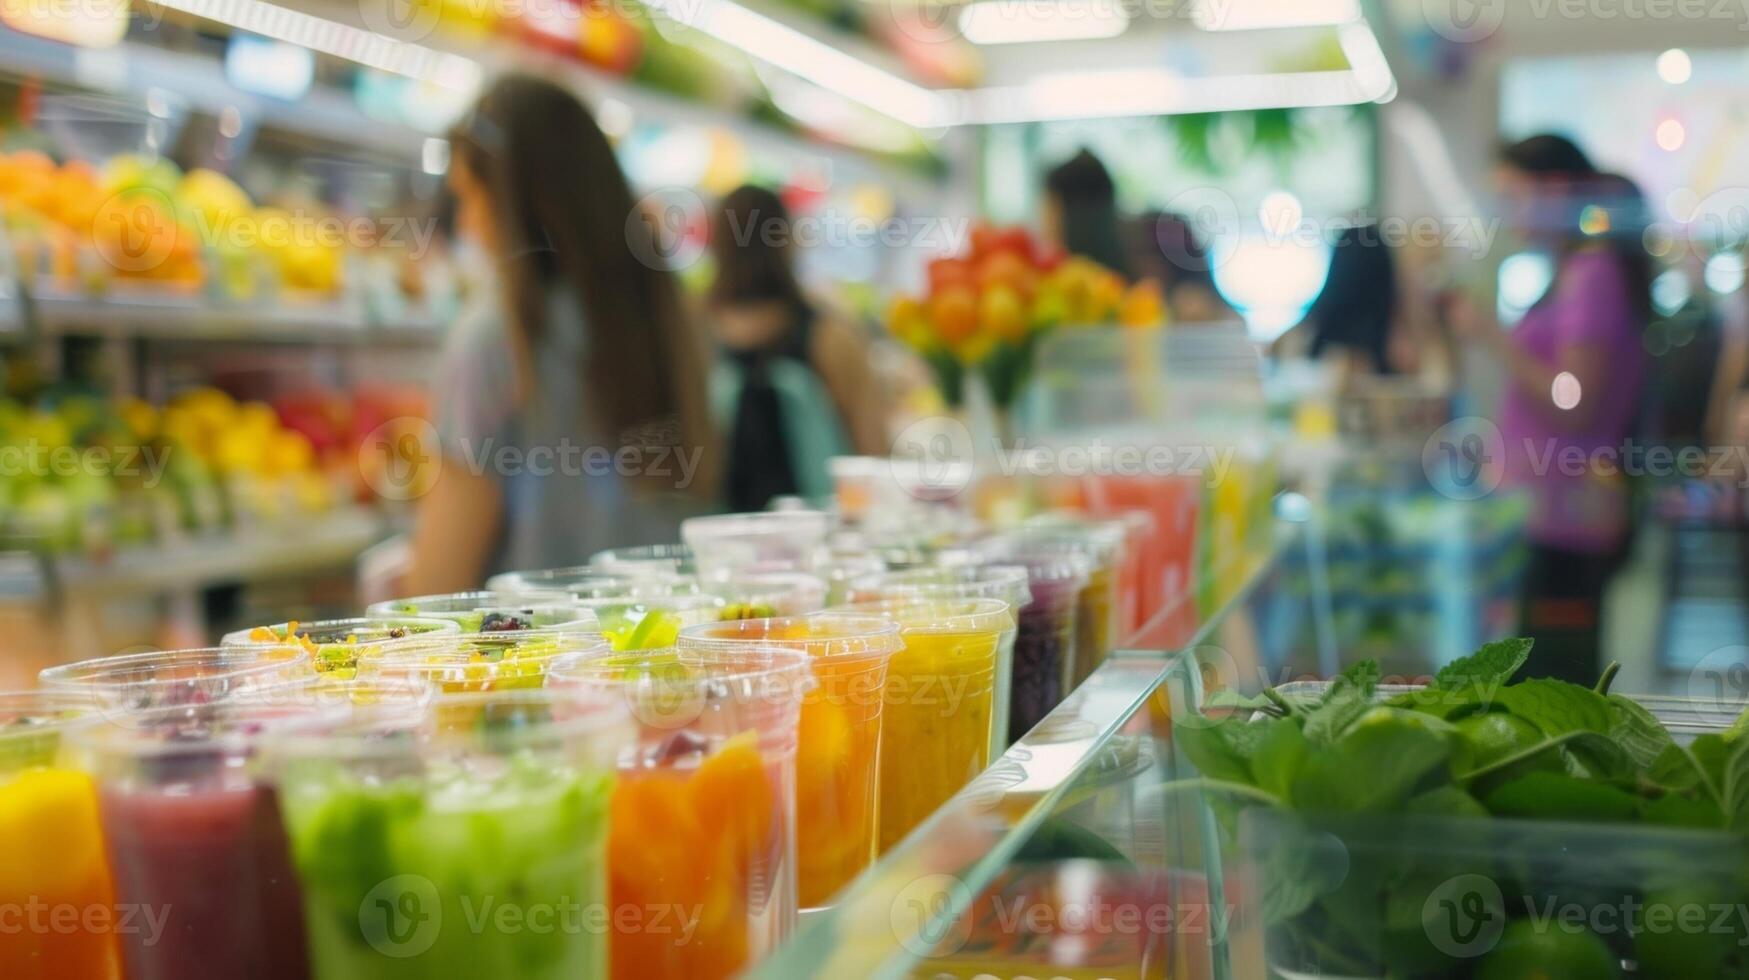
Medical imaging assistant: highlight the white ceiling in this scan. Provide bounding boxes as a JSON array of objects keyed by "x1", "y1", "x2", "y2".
[{"x1": 1386, "y1": 0, "x2": 1749, "y2": 56}]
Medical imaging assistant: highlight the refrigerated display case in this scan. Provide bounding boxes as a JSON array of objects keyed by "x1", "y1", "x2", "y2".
[{"x1": 757, "y1": 507, "x2": 1722, "y2": 980}]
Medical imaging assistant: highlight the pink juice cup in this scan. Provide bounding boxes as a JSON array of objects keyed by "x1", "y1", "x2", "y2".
[{"x1": 67, "y1": 694, "x2": 357, "y2": 980}]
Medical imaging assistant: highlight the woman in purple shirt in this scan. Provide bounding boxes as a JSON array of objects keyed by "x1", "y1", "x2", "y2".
[{"x1": 1465, "y1": 135, "x2": 1653, "y2": 684}]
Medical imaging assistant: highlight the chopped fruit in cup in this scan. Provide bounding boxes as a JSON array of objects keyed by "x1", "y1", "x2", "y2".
[
  {"x1": 363, "y1": 630, "x2": 604, "y2": 696},
  {"x1": 677, "y1": 615, "x2": 901, "y2": 908},
  {"x1": 224, "y1": 618, "x2": 459, "y2": 680},
  {"x1": 584, "y1": 595, "x2": 725, "y2": 651},
  {"x1": 365, "y1": 591, "x2": 597, "y2": 635},
  {"x1": 548, "y1": 648, "x2": 809, "y2": 980}
]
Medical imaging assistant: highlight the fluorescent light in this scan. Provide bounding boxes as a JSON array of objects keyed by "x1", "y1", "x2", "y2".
[
  {"x1": 958, "y1": 0, "x2": 1130, "y2": 45},
  {"x1": 648, "y1": 0, "x2": 950, "y2": 129},
  {"x1": 1337, "y1": 20, "x2": 1394, "y2": 102},
  {"x1": 225, "y1": 35, "x2": 315, "y2": 101},
  {"x1": 1657, "y1": 48, "x2": 1692, "y2": 85},
  {"x1": 1193, "y1": 0, "x2": 1360, "y2": 31},
  {"x1": 149, "y1": 0, "x2": 482, "y2": 91},
  {"x1": 963, "y1": 68, "x2": 1380, "y2": 123}
]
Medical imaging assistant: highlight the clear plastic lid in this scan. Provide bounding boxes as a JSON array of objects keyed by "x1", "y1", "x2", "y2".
[
  {"x1": 264, "y1": 686, "x2": 629, "y2": 762},
  {"x1": 844, "y1": 564, "x2": 1032, "y2": 610},
  {"x1": 219, "y1": 617, "x2": 461, "y2": 678},
  {"x1": 361, "y1": 629, "x2": 612, "y2": 693},
  {"x1": 820, "y1": 597, "x2": 1016, "y2": 636},
  {"x1": 365, "y1": 591, "x2": 596, "y2": 633},
  {"x1": 0, "y1": 690, "x2": 97, "y2": 772},
  {"x1": 39, "y1": 646, "x2": 316, "y2": 711},
  {"x1": 710, "y1": 571, "x2": 829, "y2": 618},
  {"x1": 589, "y1": 543, "x2": 696, "y2": 578},
  {"x1": 485, "y1": 566, "x2": 636, "y2": 599},
  {"x1": 678, "y1": 614, "x2": 904, "y2": 663},
  {"x1": 548, "y1": 645, "x2": 814, "y2": 747},
  {"x1": 682, "y1": 510, "x2": 831, "y2": 578}
]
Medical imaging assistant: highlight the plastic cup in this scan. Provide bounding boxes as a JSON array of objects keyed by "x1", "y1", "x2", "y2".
[
  {"x1": 577, "y1": 593, "x2": 727, "y2": 651},
  {"x1": 268, "y1": 687, "x2": 629, "y2": 980},
  {"x1": 710, "y1": 571, "x2": 829, "y2": 620},
  {"x1": 548, "y1": 646, "x2": 812, "y2": 979},
  {"x1": 485, "y1": 566, "x2": 636, "y2": 600},
  {"x1": 589, "y1": 543, "x2": 696, "y2": 579},
  {"x1": 818, "y1": 553, "x2": 885, "y2": 606},
  {"x1": 360, "y1": 629, "x2": 612, "y2": 697},
  {"x1": 819, "y1": 598, "x2": 1014, "y2": 853},
  {"x1": 1004, "y1": 555, "x2": 1090, "y2": 742},
  {"x1": 682, "y1": 510, "x2": 830, "y2": 581},
  {"x1": 677, "y1": 615, "x2": 902, "y2": 908},
  {"x1": 0, "y1": 691, "x2": 120, "y2": 980},
  {"x1": 220, "y1": 617, "x2": 460, "y2": 679},
  {"x1": 40, "y1": 647, "x2": 316, "y2": 712},
  {"x1": 844, "y1": 565, "x2": 1030, "y2": 756},
  {"x1": 995, "y1": 517, "x2": 1128, "y2": 685},
  {"x1": 366, "y1": 590, "x2": 599, "y2": 635},
  {"x1": 69, "y1": 695, "x2": 363, "y2": 980}
]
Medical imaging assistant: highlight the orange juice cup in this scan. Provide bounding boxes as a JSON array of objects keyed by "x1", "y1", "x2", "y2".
[
  {"x1": 677, "y1": 614, "x2": 903, "y2": 908},
  {"x1": 819, "y1": 598, "x2": 1014, "y2": 853},
  {"x1": 549, "y1": 646, "x2": 811, "y2": 980},
  {"x1": 0, "y1": 692, "x2": 120, "y2": 980}
]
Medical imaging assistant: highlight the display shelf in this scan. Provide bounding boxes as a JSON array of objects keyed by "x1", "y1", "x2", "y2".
[
  {"x1": 49, "y1": 505, "x2": 386, "y2": 598},
  {"x1": 16, "y1": 291, "x2": 445, "y2": 347},
  {"x1": 754, "y1": 524, "x2": 1290, "y2": 979}
]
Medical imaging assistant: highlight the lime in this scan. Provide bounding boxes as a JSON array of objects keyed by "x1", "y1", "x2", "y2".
[
  {"x1": 1476, "y1": 919, "x2": 1621, "y2": 980},
  {"x1": 1456, "y1": 712, "x2": 1543, "y2": 768},
  {"x1": 1635, "y1": 886, "x2": 1747, "y2": 979}
]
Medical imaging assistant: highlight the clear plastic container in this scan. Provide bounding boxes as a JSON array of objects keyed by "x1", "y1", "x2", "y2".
[
  {"x1": 589, "y1": 543, "x2": 696, "y2": 578},
  {"x1": 365, "y1": 590, "x2": 600, "y2": 635},
  {"x1": 0, "y1": 691, "x2": 119, "y2": 980},
  {"x1": 682, "y1": 510, "x2": 831, "y2": 581},
  {"x1": 1002, "y1": 554, "x2": 1091, "y2": 743},
  {"x1": 360, "y1": 629, "x2": 611, "y2": 696},
  {"x1": 70, "y1": 695, "x2": 369, "y2": 980},
  {"x1": 576, "y1": 592, "x2": 727, "y2": 651},
  {"x1": 677, "y1": 614, "x2": 904, "y2": 909},
  {"x1": 485, "y1": 566, "x2": 636, "y2": 600},
  {"x1": 844, "y1": 565, "x2": 1030, "y2": 757},
  {"x1": 710, "y1": 571, "x2": 830, "y2": 619},
  {"x1": 548, "y1": 646, "x2": 812, "y2": 979},
  {"x1": 220, "y1": 617, "x2": 461, "y2": 679},
  {"x1": 818, "y1": 598, "x2": 1015, "y2": 853},
  {"x1": 268, "y1": 687, "x2": 630, "y2": 980},
  {"x1": 1006, "y1": 515, "x2": 1133, "y2": 683},
  {"x1": 39, "y1": 646, "x2": 316, "y2": 713}
]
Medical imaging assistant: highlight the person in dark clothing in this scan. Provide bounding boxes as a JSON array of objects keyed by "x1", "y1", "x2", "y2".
[
  {"x1": 1129, "y1": 210, "x2": 1239, "y2": 324},
  {"x1": 1042, "y1": 150, "x2": 1131, "y2": 276},
  {"x1": 707, "y1": 185, "x2": 886, "y2": 512},
  {"x1": 1302, "y1": 223, "x2": 1400, "y2": 375}
]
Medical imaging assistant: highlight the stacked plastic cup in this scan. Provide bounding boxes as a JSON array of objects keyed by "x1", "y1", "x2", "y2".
[
  {"x1": 219, "y1": 617, "x2": 460, "y2": 679},
  {"x1": 65, "y1": 685, "x2": 360, "y2": 980},
  {"x1": 844, "y1": 565, "x2": 1030, "y2": 757},
  {"x1": 682, "y1": 510, "x2": 830, "y2": 581},
  {"x1": 1003, "y1": 554, "x2": 1091, "y2": 742},
  {"x1": 366, "y1": 590, "x2": 599, "y2": 635},
  {"x1": 548, "y1": 646, "x2": 812, "y2": 979},
  {"x1": 0, "y1": 691, "x2": 119, "y2": 979},
  {"x1": 267, "y1": 686, "x2": 630, "y2": 979},
  {"x1": 677, "y1": 614, "x2": 903, "y2": 908},
  {"x1": 818, "y1": 598, "x2": 1015, "y2": 853}
]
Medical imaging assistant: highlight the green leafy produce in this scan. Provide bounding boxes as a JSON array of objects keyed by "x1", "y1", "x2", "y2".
[{"x1": 1173, "y1": 638, "x2": 1749, "y2": 979}]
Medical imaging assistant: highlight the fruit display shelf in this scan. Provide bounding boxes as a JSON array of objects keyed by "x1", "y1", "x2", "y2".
[
  {"x1": 15, "y1": 292, "x2": 444, "y2": 348},
  {"x1": 45, "y1": 504, "x2": 385, "y2": 599}
]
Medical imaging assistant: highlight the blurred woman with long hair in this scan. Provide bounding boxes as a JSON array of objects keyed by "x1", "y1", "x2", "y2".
[{"x1": 405, "y1": 74, "x2": 717, "y2": 591}]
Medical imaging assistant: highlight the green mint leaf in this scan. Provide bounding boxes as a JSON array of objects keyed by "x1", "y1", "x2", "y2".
[
  {"x1": 1481, "y1": 771, "x2": 1640, "y2": 823},
  {"x1": 1433, "y1": 638, "x2": 1532, "y2": 695},
  {"x1": 1404, "y1": 785, "x2": 1488, "y2": 819},
  {"x1": 1647, "y1": 738, "x2": 1726, "y2": 811},
  {"x1": 1725, "y1": 737, "x2": 1749, "y2": 832},
  {"x1": 1494, "y1": 679, "x2": 1614, "y2": 737},
  {"x1": 1641, "y1": 792, "x2": 1725, "y2": 830},
  {"x1": 1173, "y1": 715, "x2": 1275, "y2": 785},
  {"x1": 1607, "y1": 694, "x2": 1677, "y2": 769},
  {"x1": 1250, "y1": 718, "x2": 1309, "y2": 800},
  {"x1": 1300, "y1": 660, "x2": 1384, "y2": 744},
  {"x1": 1727, "y1": 704, "x2": 1749, "y2": 745},
  {"x1": 1292, "y1": 712, "x2": 1453, "y2": 813}
]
